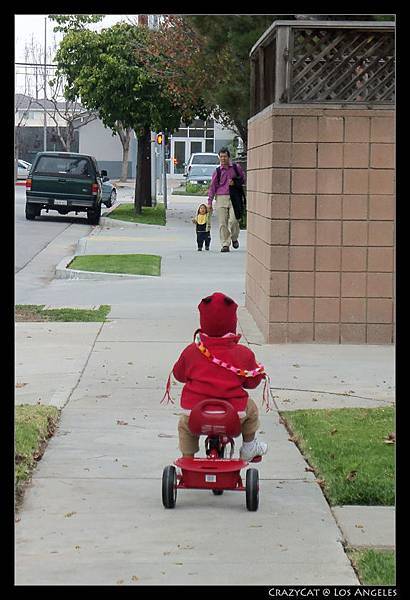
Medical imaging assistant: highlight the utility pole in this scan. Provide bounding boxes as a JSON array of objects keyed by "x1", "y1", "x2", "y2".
[
  {"x1": 162, "y1": 134, "x2": 167, "y2": 209},
  {"x1": 43, "y1": 16, "x2": 47, "y2": 151}
]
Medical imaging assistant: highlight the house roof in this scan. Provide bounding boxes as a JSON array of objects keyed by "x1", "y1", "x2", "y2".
[{"x1": 15, "y1": 93, "x2": 86, "y2": 112}]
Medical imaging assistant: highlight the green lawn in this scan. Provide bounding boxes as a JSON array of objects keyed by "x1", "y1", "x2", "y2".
[
  {"x1": 15, "y1": 304, "x2": 111, "y2": 322},
  {"x1": 15, "y1": 404, "x2": 60, "y2": 507},
  {"x1": 69, "y1": 254, "x2": 161, "y2": 276},
  {"x1": 280, "y1": 407, "x2": 395, "y2": 505},
  {"x1": 347, "y1": 548, "x2": 395, "y2": 585},
  {"x1": 172, "y1": 183, "x2": 209, "y2": 196},
  {"x1": 107, "y1": 203, "x2": 166, "y2": 225}
]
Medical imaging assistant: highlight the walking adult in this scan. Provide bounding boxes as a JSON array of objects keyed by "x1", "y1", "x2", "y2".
[{"x1": 207, "y1": 148, "x2": 245, "y2": 253}]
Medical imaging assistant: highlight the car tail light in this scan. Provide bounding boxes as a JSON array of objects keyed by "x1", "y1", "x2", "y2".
[
  {"x1": 26, "y1": 178, "x2": 32, "y2": 191},
  {"x1": 91, "y1": 183, "x2": 99, "y2": 195}
]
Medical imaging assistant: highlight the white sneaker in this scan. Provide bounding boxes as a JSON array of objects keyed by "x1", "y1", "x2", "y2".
[{"x1": 239, "y1": 439, "x2": 268, "y2": 461}]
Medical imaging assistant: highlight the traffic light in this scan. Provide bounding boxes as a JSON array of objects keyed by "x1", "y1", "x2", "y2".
[{"x1": 156, "y1": 132, "x2": 163, "y2": 145}]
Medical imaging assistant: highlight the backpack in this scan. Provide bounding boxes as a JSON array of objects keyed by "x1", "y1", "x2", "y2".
[
  {"x1": 216, "y1": 163, "x2": 246, "y2": 220},
  {"x1": 216, "y1": 162, "x2": 243, "y2": 188}
]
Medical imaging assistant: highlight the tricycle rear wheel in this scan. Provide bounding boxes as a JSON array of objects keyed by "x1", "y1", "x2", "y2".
[
  {"x1": 246, "y1": 468, "x2": 259, "y2": 511},
  {"x1": 162, "y1": 465, "x2": 177, "y2": 508}
]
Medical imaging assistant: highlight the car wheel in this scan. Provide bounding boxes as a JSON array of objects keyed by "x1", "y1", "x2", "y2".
[
  {"x1": 25, "y1": 203, "x2": 39, "y2": 220},
  {"x1": 87, "y1": 204, "x2": 101, "y2": 225}
]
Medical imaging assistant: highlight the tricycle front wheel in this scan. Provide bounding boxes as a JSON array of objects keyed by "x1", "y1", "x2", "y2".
[
  {"x1": 162, "y1": 465, "x2": 177, "y2": 508},
  {"x1": 246, "y1": 468, "x2": 259, "y2": 511}
]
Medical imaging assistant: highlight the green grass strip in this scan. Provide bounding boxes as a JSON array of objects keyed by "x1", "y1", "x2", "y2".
[
  {"x1": 15, "y1": 404, "x2": 60, "y2": 505},
  {"x1": 347, "y1": 548, "x2": 395, "y2": 585},
  {"x1": 107, "y1": 203, "x2": 166, "y2": 225},
  {"x1": 280, "y1": 407, "x2": 395, "y2": 505},
  {"x1": 69, "y1": 254, "x2": 161, "y2": 276},
  {"x1": 15, "y1": 304, "x2": 111, "y2": 322}
]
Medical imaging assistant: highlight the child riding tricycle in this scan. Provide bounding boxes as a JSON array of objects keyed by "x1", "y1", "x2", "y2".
[{"x1": 161, "y1": 292, "x2": 271, "y2": 511}]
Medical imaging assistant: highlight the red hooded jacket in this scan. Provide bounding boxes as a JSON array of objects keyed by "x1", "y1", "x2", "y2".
[{"x1": 172, "y1": 332, "x2": 264, "y2": 412}]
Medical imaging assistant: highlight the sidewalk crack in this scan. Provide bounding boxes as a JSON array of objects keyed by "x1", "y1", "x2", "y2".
[{"x1": 59, "y1": 322, "x2": 105, "y2": 410}]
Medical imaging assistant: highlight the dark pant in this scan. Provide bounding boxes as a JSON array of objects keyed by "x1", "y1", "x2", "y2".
[{"x1": 197, "y1": 231, "x2": 211, "y2": 249}]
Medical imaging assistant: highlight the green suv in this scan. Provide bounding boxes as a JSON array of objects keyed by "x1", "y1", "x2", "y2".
[{"x1": 25, "y1": 152, "x2": 106, "y2": 225}]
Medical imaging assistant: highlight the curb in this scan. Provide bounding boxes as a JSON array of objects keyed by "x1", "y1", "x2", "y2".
[
  {"x1": 100, "y1": 216, "x2": 138, "y2": 228},
  {"x1": 15, "y1": 181, "x2": 26, "y2": 186},
  {"x1": 55, "y1": 255, "x2": 157, "y2": 281}
]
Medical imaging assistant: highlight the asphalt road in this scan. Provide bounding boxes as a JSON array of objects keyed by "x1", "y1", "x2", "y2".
[{"x1": 15, "y1": 185, "x2": 91, "y2": 274}]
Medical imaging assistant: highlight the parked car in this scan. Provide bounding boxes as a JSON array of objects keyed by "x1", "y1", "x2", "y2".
[
  {"x1": 17, "y1": 159, "x2": 32, "y2": 180},
  {"x1": 186, "y1": 164, "x2": 216, "y2": 186},
  {"x1": 101, "y1": 176, "x2": 117, "y2": 208},
  {"x1": 184, "y1": 152, "x2": 219, "y2": 176},
  {"x1": 25, "y1": 152, "x2": 105, "y2": 225}
]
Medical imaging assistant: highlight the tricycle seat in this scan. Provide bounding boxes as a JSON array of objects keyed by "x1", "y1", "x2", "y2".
[{"x1": 188, "y1": 399, "x2": 242, "y2": 438}]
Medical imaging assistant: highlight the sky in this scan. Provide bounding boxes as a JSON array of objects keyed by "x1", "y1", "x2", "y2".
[{"x1": 14, "y1": 14, "x2": 139, "y2": 95}]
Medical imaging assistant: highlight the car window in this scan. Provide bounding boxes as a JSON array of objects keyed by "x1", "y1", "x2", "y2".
[
  {"x1": 33, "y1": 156, "x2": 94, "y2": 178},
  {"x1": 189, "y1": 166, "x2": 215, "y2": 176},
  {"x1": 191, "y1": 155, "x2": 219, "y2": 165}
]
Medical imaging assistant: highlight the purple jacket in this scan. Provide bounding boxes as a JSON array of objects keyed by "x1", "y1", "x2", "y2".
[{"x1": 207, "y1": 162, "x2": 245, "y2": 206}]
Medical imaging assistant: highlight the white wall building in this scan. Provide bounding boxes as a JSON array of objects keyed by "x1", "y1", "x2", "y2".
[
  {"x1": 167, "y1": 117, "x2": 239, "y2": 178},
  {"x1": 77, "y1": 118, "x2": 136, "y2": 179}
]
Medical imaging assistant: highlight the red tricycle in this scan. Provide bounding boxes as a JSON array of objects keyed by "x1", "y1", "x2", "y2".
[{"x1": 161, "y1": 399, "x2": 262, "y2": 511}]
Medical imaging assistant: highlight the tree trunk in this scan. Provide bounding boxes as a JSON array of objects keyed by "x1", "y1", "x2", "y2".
[
  {"x1": 134, "y1": 127, "x2": 152, "y2": 214},
  {"x1": 117, "y1": 124, "x2": 132, "y2": 183},
  {"x1": 120, "y1": 136, "x2": 130, "y2": 183},
  {"x1": 234, "y1": 120, "x2": 248, "y2": 153},
  {"x1": 66, "y1": 123, "x2": 74, "y2": 152},
  {"x1": 56, "y1": 123, "x2": 68, "y2": 151}
]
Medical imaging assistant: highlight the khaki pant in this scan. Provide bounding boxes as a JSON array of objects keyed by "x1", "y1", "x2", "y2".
[
  {"x1": 215, "y1": 194, "x2": 240, "y2": 248},
  {"x1": 178, "y1": 397, "x2": 260, "y2": 456}
]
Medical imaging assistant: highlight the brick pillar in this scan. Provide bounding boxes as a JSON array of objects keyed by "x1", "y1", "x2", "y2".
[{"x1": 246, "y1": 106, "x2": 395, "y2": 344}]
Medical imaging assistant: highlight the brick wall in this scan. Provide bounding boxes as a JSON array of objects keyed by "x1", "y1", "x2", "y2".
[{"x1": 246, "y1": 106, "x2": 395, "y2": 344}]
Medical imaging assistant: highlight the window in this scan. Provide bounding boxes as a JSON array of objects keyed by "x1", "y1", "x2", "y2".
[
  {"x1": 173, "y1": 128, "x2": 188, "y2": 138},
  {"x1": 205, "y1": 139, "x2": 214, "y2": 152},
  {"x1": 188, "y1": 129, "x2": 204, "y2": 138},
  {"x1": 192, "y1": 154, "x2": 219, "y2": 165},
  {"x1": 34, "y1": 155, "x2": 93, "y2": 178}
]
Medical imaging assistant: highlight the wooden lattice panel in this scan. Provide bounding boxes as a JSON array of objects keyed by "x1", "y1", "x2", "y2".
[{"x1": 288, "y1": 28, "x2": 395, "y2": 103}]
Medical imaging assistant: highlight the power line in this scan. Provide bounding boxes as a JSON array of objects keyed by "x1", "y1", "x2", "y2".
[{"x1": 15, "y1": 62, "x2": 57, "y2": 67}]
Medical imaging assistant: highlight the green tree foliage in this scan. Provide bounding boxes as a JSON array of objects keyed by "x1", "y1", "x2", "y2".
[
  {"x1": 54, "y1": 22, "x2": 206, "y2": 211},
  {"x1": 185, "y1": 15, "x2": 294, "y2": 149},
  {"x1": 185, "y1": 14, "x2": 394, "y2": 148},
  {"x1": 49, "y1": 14, "x2": 105, "y2": 33}
]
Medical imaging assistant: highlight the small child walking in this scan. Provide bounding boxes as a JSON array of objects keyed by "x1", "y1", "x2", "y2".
[{"x1": 192, "y1": 204, "x2": 211, "y2": 251}]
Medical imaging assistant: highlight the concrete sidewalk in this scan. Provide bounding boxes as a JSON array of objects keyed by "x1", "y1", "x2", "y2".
[{"x1": 15, "y1": 195, "x2": 395, "y2": 585}]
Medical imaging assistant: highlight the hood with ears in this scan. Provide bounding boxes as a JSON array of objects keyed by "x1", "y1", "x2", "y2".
[{"x1": 198, "y1": 292, "x2": 238, "y2": 337}]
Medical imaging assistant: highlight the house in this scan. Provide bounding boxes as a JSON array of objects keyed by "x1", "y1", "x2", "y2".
[
  {"x1": 15, "y1": 93, "x2": 240, "y2": 181},
  {"x1": 167, "y1": 117, "x2": 240, "y2": 178},
  {"x1": 15, "y1": 94, "x2": 81, "y2": 163},
  {"x1": 75, "y1": 117, "x2": 136, "y2": 179}
]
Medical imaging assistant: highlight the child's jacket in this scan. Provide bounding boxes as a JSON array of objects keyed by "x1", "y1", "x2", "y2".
[
  {"x1": 193, "y1": 212, "x2": 211, "y2": 232},
  {"x1": 172, "y1": 332, "x2": 264, "y2": 412}
]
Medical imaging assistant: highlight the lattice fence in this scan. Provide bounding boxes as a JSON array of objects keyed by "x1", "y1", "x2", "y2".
[{"x1": 288, "y1": 28, "x2": 395, "y2": 103}]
